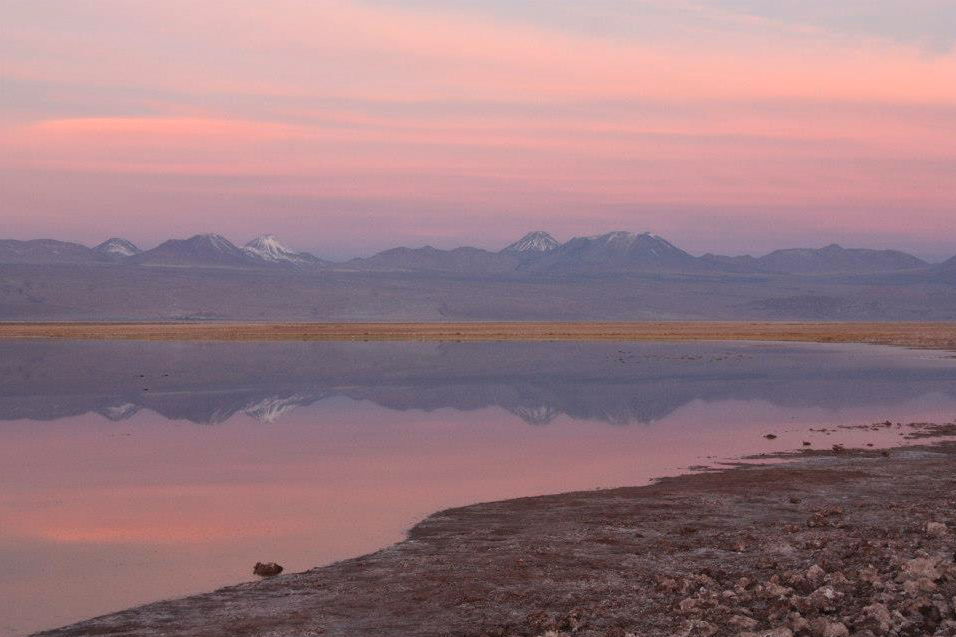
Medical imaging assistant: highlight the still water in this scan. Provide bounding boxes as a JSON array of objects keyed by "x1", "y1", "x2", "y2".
[{"x1": 2, "y1": 340, "x2": 956, "y2": 636}]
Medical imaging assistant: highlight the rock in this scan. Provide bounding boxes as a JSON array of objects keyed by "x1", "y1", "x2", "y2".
[
  {"x1": 558, "y1": 608, "x2": 586, "y2": 632},
  {"x1": 822, "y1": 622, "x2": 849, "y2": 637},
  {"x1": 527, "y1": 610, "x2": 557, "y2": 632},
  {"x1": 809, "y1": 619, "x2": 849, "y2": 637},
  {"x1": 857, "y1": 565, "x2": 880, "y2": 585},
  {"x1": 729, "y1": 615, "x2": 759, "y2": 630},
  {"x1": 253, "y1": 561, "x2": 283, "y2": 577},
  {"x1": 802, "y1": 441, "x2": 812, "y2": 446},
  {"x1": 765, "y1": 434, "x2": 778, "y2": 440},
  {"x1": 803, "y1": 586, "x2": 841, "y2": 612},
  {"x1": 678, "y1": 597, "x2": 698, "y2": 613},
  {"x1": 766, "y1": 582, "x2": 794, "y2": 597},
  {"x1": 859, "y1": 602, "x2": 892, "y2": 634},
  {"x1": 806, "y1": 564, "x2": 826, "y2": 582},
  {"x1": 788, "y1": 613, "x2": 810, "y2": 634},
  {"x1": 832, "y1": 444, "x2": 847, "y2": 454},
  {"x1": 738, "y1": 629, "x2": 792, "y2": 637},
  {"x1": 936, "y1": 620, "x2": 956, "y2": 637},
  {"x1": 899, "y1": 557, "x2": 941, "y2": 581},
  {"x1": 677, "y1": 619, "x2": 717, "y2": 636},
  {"x1": 827, "y1": 571, "x2": 850, "y2": 589},
  {"x1": 926, "y1": 522, "x2": 948, "y2": 537},
  {"x1": 902, "y1": 577, "x2": 937, "y2": 595},
  {"x1": 807, "y1": 513, "x2": 828, "y2": 528},
  {"x1": 657, "y1": 576, "x2": 681, "y2": 592}
]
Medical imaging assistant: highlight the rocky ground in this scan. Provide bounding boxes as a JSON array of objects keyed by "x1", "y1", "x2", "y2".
[{"x1": 34, "y1": 427, "x2": 956, "y2": 637}]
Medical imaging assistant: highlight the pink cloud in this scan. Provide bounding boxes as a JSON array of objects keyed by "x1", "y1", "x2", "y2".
[{"x1": 2, "y1": 1, "x2": 955, "y2": 251}]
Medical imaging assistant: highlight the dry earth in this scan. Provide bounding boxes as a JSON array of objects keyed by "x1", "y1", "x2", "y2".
[
  {"x1": 4, "y1": 322, "x2": 956, "y2": 350},
  {"x1": 34, "y1": 426, "x2": 956, "y2": 637}
]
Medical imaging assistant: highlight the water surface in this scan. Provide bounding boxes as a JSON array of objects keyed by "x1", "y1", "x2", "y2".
[{"x1": 2, "y1": 340, "x2": 956, "y2": 636}]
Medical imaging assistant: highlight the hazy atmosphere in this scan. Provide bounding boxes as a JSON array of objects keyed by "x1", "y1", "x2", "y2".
[
  {"x1": 3, "y1": 1, "x2": 956, "y2": 260},
  {"x1": 5, "y1": 4, "x2": 956, "y2": 637}
]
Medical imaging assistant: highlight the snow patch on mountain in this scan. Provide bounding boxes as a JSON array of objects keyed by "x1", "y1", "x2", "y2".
[
  {"x1": 98, "y1": 402, "x2": 141, "y2": 421},
  {"x1": 94, "y1": 238, "x2": 141, "y2": 257},
  {"x1": 243, "y1": 394, "x2": 309, "y2": 423},
  {"x1": 502, "y1": 231, "x2": 559, "y2": 253},
  {"x1": 244, "y1": 235, "x2": 316, "y2": 264}
]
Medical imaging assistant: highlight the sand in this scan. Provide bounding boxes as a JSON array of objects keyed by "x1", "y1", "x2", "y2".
[{"x1": 3, "y1": 321, "x2": 956, "y2": 351}]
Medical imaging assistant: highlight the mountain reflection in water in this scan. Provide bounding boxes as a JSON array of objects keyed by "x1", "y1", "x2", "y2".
[{"x1": 3, "y1": 340, "x2": 956, "y2": 426}]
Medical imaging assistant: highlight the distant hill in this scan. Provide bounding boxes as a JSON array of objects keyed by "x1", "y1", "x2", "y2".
[
  {"x1": 2, "y1": 230, "x2": 956, "y2": 321},
  {"x1": 0, "y1": 239, "x2": 95, "y2": 264},
  {"x1": 527, "y1": 231, "x2": 706, "y2": 274},
  {"x1": 132, "y1": 234, "x2": 265, "y2": 268},
  {"x1": 93, "y1": 238, "x2": 142, "y2": 261},
  {"x1": 501, "y1": 231, "x2": 559, "y2": 255},
  {"x1": 348, "y1": 246, "x2": 518, "y2": 274},
  {"x1": 0, "y1": 231, "x2": 944, "y2": 276},
  {"x1": 243, "y1": 235, "x2": 326, "y2": 267},
  {"x1": 750, "y1": 244, "x2": 927, "y2": 274}
]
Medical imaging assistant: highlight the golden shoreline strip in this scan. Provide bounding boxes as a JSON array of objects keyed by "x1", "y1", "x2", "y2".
[{"x1": 1, "y1": 321, "x2": 956, "y2": 350}]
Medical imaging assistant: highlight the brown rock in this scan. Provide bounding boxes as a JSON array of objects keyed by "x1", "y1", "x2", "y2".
[
  {"x1": 678, "y1": 597, "x2": 698, "y2": 613},
  {"x1": 902, "y1": 576, "x2": 937, "y2": 595},
  {"x1": 766, "y1": 582, "x2": 794, "y2": 597},
  {"x1": 806, "y1": 564, "x2": 825, "y2": 582},
  {"x1": 859, "y1": 602, "x2": 892, "y2": 635},
  {"x1": 822, "y1": 622, "x2": 849, "y2": 637},
  {"x1": 252, "y1": 562, "x2": 283, "y2": 577},
  {"x1": 526, "y1": 610, "x2": 556, "y2": 632},
  {"x1": 728, "y1": 615, "x2": 759, "y2": 630},
  {"x1": 738, "y1": 629, "x2": 792, "y2": 637},
  {"x1": 807, "y1": 513, "x2": 828, "y2": 528},
  {"x1": 805, "y1": 586, "x2": 842, "y2": 611},
  {"x1": 809, "y1": 619, "x2": 849, "y2": 637},
  {"x1": 678, "y1": 619, "x2": 717, "y2": 636},
  {"x1": 899, "y1": 556, "x2": 941, "y2": 581},
  {"x1": 926, "y1": 521, "x2": 948, "y2": 537},
  {"x1": 558, "y1": 608, "x2": 586, "y2": 632}
]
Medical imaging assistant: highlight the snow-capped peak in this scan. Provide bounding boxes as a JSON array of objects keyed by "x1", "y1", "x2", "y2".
[
  {"x1": 93, "y1": 237, "x2": 141, "y2": 256},
  {"x1": 195, "y1": 233, "x2": 234, "y2": 250},
  {"x1": 502, "y1": 231, "x2": 559, "y2": 253},
  {"x1": 590, "y1": 230, "x2": 637, "y2": 244},
  {"x1": 242, "y1": 394, "x2": 308, "y2": 423},
  {"x1": 243, "y1": 234, "x2": 314, "y2": 264}
]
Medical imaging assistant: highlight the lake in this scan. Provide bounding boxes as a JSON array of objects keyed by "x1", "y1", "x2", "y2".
[{"x1": 2, "y1": 340, "x2": 956, "y2": 636}]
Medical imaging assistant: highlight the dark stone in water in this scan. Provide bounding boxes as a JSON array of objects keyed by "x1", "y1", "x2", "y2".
[{"x1": 254, "y1": 562, "x2": 283, "y2": 577}]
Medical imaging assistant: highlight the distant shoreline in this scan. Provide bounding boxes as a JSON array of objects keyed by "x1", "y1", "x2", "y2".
[{"x1": 2, "y1": 321, "x2": 956, "y2": 350}]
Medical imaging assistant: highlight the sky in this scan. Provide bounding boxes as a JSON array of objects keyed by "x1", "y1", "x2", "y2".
[{"x1": 1, "y1": 1, "x2": 955, "y2": 260}]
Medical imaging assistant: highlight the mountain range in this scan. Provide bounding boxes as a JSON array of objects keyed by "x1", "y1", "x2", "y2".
[
  {"x1": 2, "y1": 230, "x2": 956, "y2": 321},
  {"x1": 0, "y1": 230, "x2": 944, "y2": 275}
]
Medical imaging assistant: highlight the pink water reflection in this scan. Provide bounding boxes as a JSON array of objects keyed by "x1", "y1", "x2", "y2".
[{"x1": 3, "y1": 390, "x2": 956, "y2": 636}]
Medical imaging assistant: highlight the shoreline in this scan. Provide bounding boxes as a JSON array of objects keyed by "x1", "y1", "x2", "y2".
[
  {"x1": 3, "y1": 321, "x2": 956, "y2": 351},
  {"x1": 33, "y1": 428, "x2": 956, "y2": 637}
]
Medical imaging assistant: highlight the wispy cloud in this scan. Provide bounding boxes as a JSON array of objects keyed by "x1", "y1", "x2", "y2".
[{"x1": 1, "y1": 0, "x2": 954, "y2": 256}]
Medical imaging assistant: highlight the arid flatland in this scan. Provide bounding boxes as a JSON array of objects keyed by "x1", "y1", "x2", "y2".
[{"x1": 3, "y1": 321, "x2": 956, "y2": 350}]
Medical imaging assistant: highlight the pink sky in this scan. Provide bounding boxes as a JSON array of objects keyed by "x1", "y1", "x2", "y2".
[{"x1": 1, "y1": 1, "x2": 955, "y2": 259}]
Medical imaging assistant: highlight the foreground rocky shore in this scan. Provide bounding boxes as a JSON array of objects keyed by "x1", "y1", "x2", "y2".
[{"x1": 36, "y1": 431, "x2": 956, "y2": 637}]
